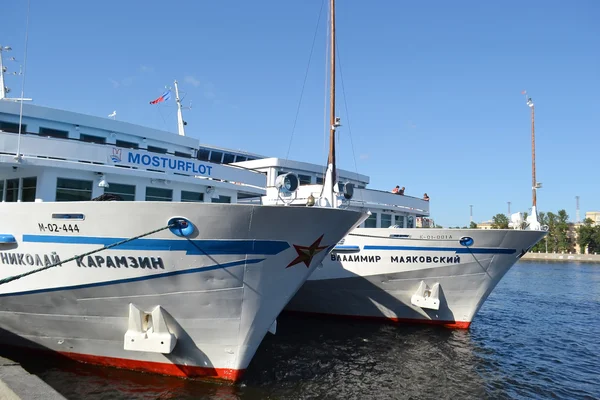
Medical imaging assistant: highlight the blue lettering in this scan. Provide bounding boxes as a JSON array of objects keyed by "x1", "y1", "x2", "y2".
[
  {"x1": 141, "y1": 155, "x2": 151, "y2": 165},
  {"x1": 169, "y1": 159, "x2": 177, "y2": 169},
  {"x1": 177, "y1": 160, "x2": 185, "y2": 171},
  {"x1": 128, "y1": 152, "x2": 140, "y2": 164},
  {"x1": 206, "y1": 165, "x2": 212, "y2": 176},
  {"x1": 198, "y1": 164, "x2": 206, "y2": 175},
  {"x1": 151, "y1": 156, "x2": 160, "y2": 167},
  {"x1": 185, "y1": 161, "x2": 193, "y2": 172}
]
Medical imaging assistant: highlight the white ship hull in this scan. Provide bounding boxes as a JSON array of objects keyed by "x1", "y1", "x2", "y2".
[
  {"x1": 0, "y1": 201, "x2": 364, "y2": 382},
  {"x1": 285, "y1": 228, "x2": 546, "y2": 328}
]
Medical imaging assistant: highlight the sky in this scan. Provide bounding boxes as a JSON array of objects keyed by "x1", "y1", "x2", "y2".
[{"x1": 3, "y1": 0, "x2": 599, "y2": 227}]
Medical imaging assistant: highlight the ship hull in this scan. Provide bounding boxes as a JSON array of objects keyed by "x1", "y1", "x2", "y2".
[
  {"x1": 285, "y1": 228, "x2": 546, "y2": 328},
  {"x1": 0, "y1": 202, "x2": 364, "y2": 382}
]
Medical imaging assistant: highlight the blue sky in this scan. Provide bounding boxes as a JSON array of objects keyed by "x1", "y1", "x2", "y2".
[{"x1": 3, "y1": 0, "x2": 599, "y2": 227}]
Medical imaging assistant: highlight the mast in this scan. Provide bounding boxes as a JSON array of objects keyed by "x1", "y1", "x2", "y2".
[
  {"x1": 174, "y1": 80, "x2": 186, "y2": 136},
  {"x1": 0, "y1": 45, "x2": 10, "y2": 100},
  {"x1": 328, "y1": 0, "x2": 337, "y2": 184},
  {"x1": 527, "y1": 95, "x2": 536, "y2": 207}
]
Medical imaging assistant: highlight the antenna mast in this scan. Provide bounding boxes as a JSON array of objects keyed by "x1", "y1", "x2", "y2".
[
  {"x1": 0, "y1": 45, "x2": 8, "y2": 100},
  {"x1": 576, "y1": 195, "x2": 580, "y2": 223},
  {"x1": 174, "y1": 80, "x2": 186, "y2": 137},
  {"x1": 0, "y1": 45, "x2": 32, "y2": 102}
]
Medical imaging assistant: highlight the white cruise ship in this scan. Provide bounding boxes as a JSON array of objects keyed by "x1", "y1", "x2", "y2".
[{"x1": 0, "y1": 46, "x2": 367, "y2": 382}]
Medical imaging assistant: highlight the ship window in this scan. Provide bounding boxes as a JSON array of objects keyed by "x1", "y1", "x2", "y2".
[
  {"x1": 116, "y1": 140, "x2": 138, "y2": 149},
  {"x1": 235, "y1": 155, "x2": 247, "y2": 162},
  {"x1": 56, "y1": 178, "x2": 93, "y2": 202},
  {"x1": 0, "y1": 121, "x2": 25, "y2": 134},
  {"x1": 181, "y1": 190, "x2": 204, "y2": 203},
  {"x1": 209, "y1": 151, "x2": 223, "y2": 163},
  {"x1": 147, "y1": 146, "x2": 167, "y2": 154},
  {"x1": 381, "y1": 214, "x2": 392, "y2": 228},
  {"x1": 174, "y1": 151, "x2": 192, "y2": 159},
  {"x1": 394, "y1": 215, "x2": 405, "y2": 228},
  {"x1": 223, "y1": 153, "x2": 235, "y2": 164},
  {"x1": 105, "y1": 183, "x2": 135, "y2": 201},
  {"x1": 407, "y1": 216, "x2": 414, "y2": 228},
  {"x1": 39, "y1": 127, "x2": 68, "y2": 139},
  {"x1": 145, "y1": 187, "x2": 172, "y2": 202},
  {"x1": 0, "y1": 180, "x2": 3, "y2": 201},
  {"x1": 298, "y1": 174, "x2": 312, "y2": 186},
  {"x1": 5, "y1": 179, "x2": 19, "y2": 202},
  {"x1": 212, "y1": 195, "x2": 231, "y2": 204},
  {"x1": 316, "y1": 176, "x2": 324, "y2": 185},
  {"x1": 364, "y1": 213, "x2": 377, "y2": 228},
  {"x1": 197, "y1": 149, "x2": 210, "y2": 161},
  {"x1": 80, "y1": 134, "x2": 106, "y2": 144},
  {"x1": 21, "y1": 177, "x2": 37, "y2": 202}
]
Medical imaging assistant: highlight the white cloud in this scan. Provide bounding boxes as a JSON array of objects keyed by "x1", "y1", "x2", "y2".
[{"x1": 184, "y1": 75, "x2": 201, "y2": 87}]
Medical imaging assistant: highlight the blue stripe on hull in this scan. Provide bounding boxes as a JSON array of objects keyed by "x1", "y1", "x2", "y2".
[
  {"x1": 0, "y1": 258, "x2": 265, "y2": 298},
  {"x1": 363, "y1": 245, "x2": 516, "y2": 254},
  {"x1": 22, "y1": 235, "x2": 290, "y2": 255}
]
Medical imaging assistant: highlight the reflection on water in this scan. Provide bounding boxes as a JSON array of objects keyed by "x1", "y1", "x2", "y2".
[{"x1": 3, "y1": 262, "x2": 600, "y2": 399}]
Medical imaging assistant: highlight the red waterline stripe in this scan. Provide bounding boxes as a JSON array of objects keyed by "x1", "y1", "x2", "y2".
[
  {"x1": 282, "y1": 310, "x2": 472, "y2": 329},
  {"x1": 57, "y1": 350, "x2": 245, "y2": 382}
]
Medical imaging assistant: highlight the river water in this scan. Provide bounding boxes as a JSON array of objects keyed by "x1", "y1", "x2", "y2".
[{"x1": 7, "y1": 261, "x2": 600, "y2": 399}]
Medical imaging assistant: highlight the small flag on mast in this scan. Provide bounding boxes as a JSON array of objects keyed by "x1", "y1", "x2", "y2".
[
  {"x1": 149, "y1": 90, "x2": 172, "y2": 105},
  {"x1": 521, "y1": 90, "x2": 527, "y2": 95}
]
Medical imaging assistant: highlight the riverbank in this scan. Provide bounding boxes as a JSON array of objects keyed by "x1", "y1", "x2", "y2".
[
  {"x1": 0, "y1": 356, "x2": 65, "y2": 399},
  {"x1": 521, "y1": 252, "x2": 600, "y2": 263}
]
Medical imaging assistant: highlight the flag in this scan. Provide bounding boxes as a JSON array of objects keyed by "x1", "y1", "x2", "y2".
[
  {"x1": 521, "y1": 90, "x2": 527, "y2": 95},
  {"x1": 149, "y1": 90, "x2": 172, "y2": 105}
]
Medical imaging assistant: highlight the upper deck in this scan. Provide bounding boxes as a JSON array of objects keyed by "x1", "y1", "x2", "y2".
[
  {"x1": 233, "y1": 157, "x2": 429, "y2": 216},
  {"x1": 0, "y1": 101, "x2": 267, "y2": 203}
]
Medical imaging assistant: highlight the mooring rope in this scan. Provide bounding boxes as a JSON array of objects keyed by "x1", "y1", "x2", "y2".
[{"x1": 0, "y1": 222, "x2": 179, "y2": 286}]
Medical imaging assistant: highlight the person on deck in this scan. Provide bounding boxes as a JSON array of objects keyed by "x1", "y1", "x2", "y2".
[
  {"x1": 423, "y1": 193, "x2": 430, "y2": 201},
  {"x1": 391, "y1": 186, "x2": 400, "y2": 194},
  {"x1": 399, "y1": 187, "x2": 405, "y2": 195}
]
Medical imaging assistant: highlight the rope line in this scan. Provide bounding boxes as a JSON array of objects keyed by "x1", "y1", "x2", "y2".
[
  {"x1": 0, "y1": 222, "x2": 179, "y2": 286},
  {"x1": 285, "y1": 0, "x2": 326, "y2": 160}
]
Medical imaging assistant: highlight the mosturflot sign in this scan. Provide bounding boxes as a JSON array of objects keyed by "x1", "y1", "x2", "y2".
[{"x1": 108, "y1": 147, "x2": 213, "y2": 176}]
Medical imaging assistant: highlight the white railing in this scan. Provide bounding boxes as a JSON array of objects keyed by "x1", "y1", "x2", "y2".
[
  {"x1": 0, "y1": 132, "x2": 267, "y2": 188},
  {"x1": 349, "y1": 188, "x2": 430, "y2": 215}
]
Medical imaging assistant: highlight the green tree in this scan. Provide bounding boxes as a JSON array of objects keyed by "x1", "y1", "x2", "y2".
[
  {"x1": 469, "y1": 221, "x2": 478, "y2": 229},
  {"x1": 556, "y1": 209, "x2": 571, "y2": 252},
  {"x1": 546, "y1": 212, "x2": 558, "y2": 252},
  {"x1": 577, "y1": 218, "x2": 595, "y2": 254},
  {"x1": 491, "y1": 213, "x2": 509, "y2": 229}
]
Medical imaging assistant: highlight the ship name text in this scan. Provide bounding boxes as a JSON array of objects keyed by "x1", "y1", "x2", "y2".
[
  {"x1": 0, "y1": 252, "x2": 61, "y2": 267},
  {"x1": 76, "y1": 255, "x2": 165, "y2": 269}
]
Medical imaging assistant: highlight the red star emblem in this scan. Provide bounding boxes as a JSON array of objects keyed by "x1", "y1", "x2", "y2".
[{"x1": 286, "y1": 234, "x2": 329, "y2": 269}]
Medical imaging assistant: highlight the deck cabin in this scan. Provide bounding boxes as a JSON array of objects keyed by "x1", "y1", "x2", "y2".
[
  {"x1": 232, "y1": 158, "x2": 434, "y2": 229},
  {"x1": 0, "y1": 101, "x2": 266, "y2": 204}
]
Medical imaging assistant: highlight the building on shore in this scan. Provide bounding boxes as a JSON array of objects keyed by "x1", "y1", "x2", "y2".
[{"x1": 585, "y1": 211, "x2": 600, "y2": 226}]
